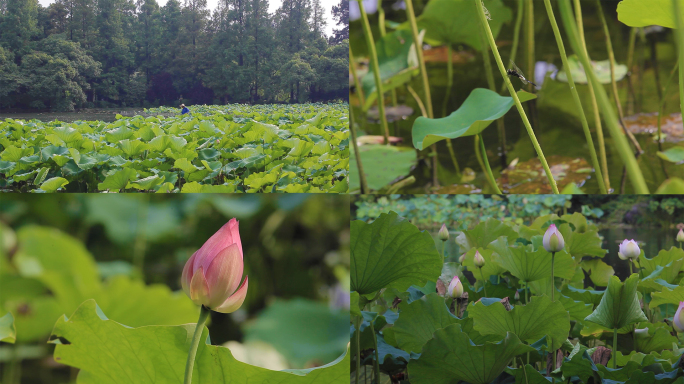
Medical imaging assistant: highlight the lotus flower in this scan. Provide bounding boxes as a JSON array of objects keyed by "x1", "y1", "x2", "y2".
[
  {"x1": 542, "y1": 224, "x2": 564, "y2": 253},
  {"x1": 618, "y1": 239, "x2": 640, "y2": 260},
  {"x1": 678, "y1": 228, "x2": 684, "y2": 243},
  {"x1": 473, "y1": 250, "x2": 485, "y2": 268},
  {"x1": 438, "y1": 224, "x2": 449, "y2": 242},
  {"x1": 674, "y1": 302, "x2": 684, "y2": 333},
  {"x1": 447, "y1": 276, "x2": 463, "y2": 298},
  {"x1": 181, "y1": 218, "x2": 248, "y2": 313}
]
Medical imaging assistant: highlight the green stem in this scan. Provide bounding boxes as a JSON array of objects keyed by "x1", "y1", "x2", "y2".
[
  {"x1": 629, "y1": 259, "x2": 633, "y2": 275},
  {"x1": 349, "y1": 46, "x2": 366, "y2": 108},
  {"x1": 479, "y1": 267, "x2": 488, "y2": 297},
  {"x1": 184, "y1": 306, "x2": 211, "y2": 384},
  {"x1": 349, "y1": 100, "x2": 369, "y2": 193},
  {"x1": 557, "y1": 0, "x2": 649, "y2": 194},
  {"x1": 551, "y1": 252, "x2": 555, "y2": 302},
  {"x1": 405, "y1": 0, "x2": 433, "y2": 119},
  {"x1": 677, "y1": 0, "x2": 684, "y2": 134},
  {"x1": 525, "y1": 0, "x2": 535, "y2": 88},
  {"x1": 478, "y1": 19, "x2": 507, "y2": 166},
  {"x1": 525, "y1": 281, "x2": 529, "y2": 304},
  {"x1": 441, "y1": 241, "x2": 446, "y2": 264},
  {"x1": 500, "y1": 0, "x2": 525, "y2": 95},
  {"x1": 377, "y1": 0, "x2": 399, "y2": 112},
  {"x1": 474, "y1": 135, "x2": 486, "y2": 180},
  {"x1": 627, "y1": 27, "x2": 638, "y2": 115},
  {"x1": 479, "y1": 133, "x2": 502, "y2": 194},
  {"x1": 355, "y1": 316, "x2": 361, "y2": 384},
  {"x1": 542, "y1": 0, "x2": 606, "y2": 194},
  {"x1": 369, "y1": 317, "x2": 381, "y2": 384},
  {"x1": 474, "y1": 0, "x2": 559, "y2": 194},
  {"x1": 658, "y1": 60, "x2": 679, "y2": 152},
  {"x1": 443, "y1": 45, "x2": 454, "y2": 117},
  {"x1": 357, "y1": 0, "x2": 390, "y2": 144},
  {"x1": 613, "y1": 328, "x2": 618, "y2": 369}
]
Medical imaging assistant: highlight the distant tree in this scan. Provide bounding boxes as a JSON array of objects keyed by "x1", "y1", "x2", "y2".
[
  {"x1": 0, "y1": 0, "x2": 40, "y2": 56},
  {"x1": 0, "y1": 46, "x2": 20, "y2": 107},
  {"x1": 329, "y1": 0, "x2": 347, "y2": 45}
]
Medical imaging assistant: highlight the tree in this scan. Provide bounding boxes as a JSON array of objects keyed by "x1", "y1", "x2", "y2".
[
  {"x1": 0, "y1": 0, "x2": 39, "y2": 55},
  {"x1": 329, "y1": 0, "x2": 347, "y2": 45}
]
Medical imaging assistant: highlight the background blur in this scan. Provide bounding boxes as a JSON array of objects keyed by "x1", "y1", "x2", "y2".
[{"x1": 0, "y1": 194, "x2": 349, "y2": 384}]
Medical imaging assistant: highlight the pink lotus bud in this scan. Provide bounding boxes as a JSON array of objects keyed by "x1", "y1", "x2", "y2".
[
  {"x1": 473, "y1": 250, "x2": 485, "y2": 268},
  {"x1": 181, "y1": 218, "x2": 249, "y2": 313},
  {"x1": 678, "y1": 229, "x2": 684, "y2": 243},
  {"x1": 618, "y1": 239, "x2": 640, "y2": 260},
  {"x1": 438, "y1": 224, "x2": 449, "y2": 242},
  {"x1": 543, "y1": 224, "x2": 564, "y2": 253},
  {"x1": 674, "y1": 302, "x2": 684, "y2": 333},
  {"x1": 447, "y1": 276, "x2": 463, "y2": 298}
]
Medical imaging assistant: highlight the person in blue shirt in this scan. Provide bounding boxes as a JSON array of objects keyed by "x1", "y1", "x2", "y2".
[{"x1": 180, "y1": 104, "x2": 189, "y2": 115}]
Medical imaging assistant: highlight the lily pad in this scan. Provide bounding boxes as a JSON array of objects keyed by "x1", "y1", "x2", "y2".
[
  {"x1": 350, "y1": 211, "x2": 442, "y2": 295},
  {"x1": 412, "y1": 88, "x2": 537, "y2": 150},
  {"x1": 617, "y1": 0, "x2": 682, "y2": 28},
  {"x1": 584, "y1": 274, "x2": 648, "y2": 330},
  {"x1": 496, "y1": 155, "x2": 592, "y2": 194},
  {"x1": 556, "y1": 55, "x2": 628, "y2": 84},
  {"x1": 349, "y1": 144, "x2": 416, "y2": 192},
  {"x1": 408, "y1": 324, "x2": 535, "y2": 384},
  {"x1": 624, "y1": 113, "x2": 684, "y2": 143}
]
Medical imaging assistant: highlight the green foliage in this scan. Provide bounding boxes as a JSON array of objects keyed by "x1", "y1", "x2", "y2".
[
  {"x1": 0, "y1": 312, "x2": 16, "y2": 344},
  {"x1": 0, "y1": 104, "x2": 348, "y2": 192},
  {"x1": 349, "y1": 145, "x2": 416, "y2": 192},
  {"x1": 584, "y1": 275, "x2": 648, "y2": 330},
  {"x1": 50, "y1": 300, "x2": 348, "y2": 383}
]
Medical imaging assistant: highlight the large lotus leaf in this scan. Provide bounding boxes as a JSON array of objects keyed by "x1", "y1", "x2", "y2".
[
  {"x1": 392, "y1": 293, "x2": 463, "y2": 353},
  {"x1": 461, "y1": 248, "x2": 507, "y2": 282},
  {"x1": 581, "y1": 259, "x2": 615, "y2": 287},
  {"x1": 243, "y1": 298, "x2": 348, "y2": 367},
  {"x1": 558, "y1": 294, "x2": 594, "y2": 322},
  {"x1": 407, "y1": 324, "x2": 535, "y2": 384},
  {"x1": 97, "y1": 168, "x2": 138, "y2": 191},
  {"x1": 657, "y1": 147, "x2": 684, "y2": 163},
  {"x1": 556, "y1": 55, "x2": 628, "y2": 84},
  {"x1": 488, "y1": 237, "x2": 576, "y2": 283},
  {"x1": 469, "y1": 295, "x2": 570, "y2": 351},
  {"x1": 650, "y1": 285, "x2": 684, "y2": 307},
  {"x1": 639, "y1": 247, "x2": 684, "y2": 284},
  {"x1": 561, "y1": 343, "x2": 598, "y2": 383},
  {"x1": 557, "y1": 223, "x2": 606, "y2": 259},
  {"x1": 412, "y1": 88, "x2": 537, "y2": 150},
  {"x1": 504, "y1": 364, "x2": 554, "y2": 384},
  {"x1": 617, "y1": 0, "x2": 682, "y2": 28},
  {"x1": 50, "y1": 300, "x2": 348, "y2": 383},
  {"x1": 410, "y1": 0, "x2": 512, "y2": 51},
  {"x1": 40, "y1": 177, "x2": 69, "y2": 192},
  {"x1": 584, "y1": 274, "x2": 648, "y2": 330},
  {"x1": 361, "y1": 29, "x2": 421, "y2": 110},
  {"x1": 656, "y1": 178, "x2": 684, "y2": 193},
  {"x1": 633, "y1": 323, "x2": 679, "y2": 354},
  {"x1": 0, "y1": 312, "x2": 15, "y2": 344},
  {"x1": 351, "y1": 211, "x2": 442, "y2": 295},
  {"x1": 349, "y1": 144, "x2": 416, "y2": 192},
  {"x1": 458, "y1": 217, "x2": 519, "y2": 251}
]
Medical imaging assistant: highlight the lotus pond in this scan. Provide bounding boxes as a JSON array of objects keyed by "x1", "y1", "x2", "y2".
[
  {"x1": 351, "y1": 197, "x2": 684, "y2": 384},
  {"x1": 349, "y1": 0, "x2": 684, "y2": 194},
  {"x1": 0, "y1": 104, "x2": 349, "y2": 193}
]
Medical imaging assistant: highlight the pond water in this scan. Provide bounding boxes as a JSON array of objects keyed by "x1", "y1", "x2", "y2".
[
  {"x1": 0, "y1": 108, "x2": 163, "y2": 123},
  {"x1": 351, "y1": 0, "x2": 682, "y2": 194}
]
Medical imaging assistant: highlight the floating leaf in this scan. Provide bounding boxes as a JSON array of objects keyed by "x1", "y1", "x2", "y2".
[
  {"x1": 617, "y1": 0, "x2": 680, "y2": 28},
  {"x1": 556, "y1": 55, "x2": 628, "y2": 84},
  {"x1": 497, "y1": 155, "x2": 592, "y2": 194},
  {"x1": 349, "y1": 145, "x2": 416, "y2": 191}
]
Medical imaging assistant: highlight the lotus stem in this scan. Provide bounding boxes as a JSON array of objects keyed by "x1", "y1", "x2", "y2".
[
  {"x1": 500, "y1": 0, "x2": 524, "y2": 95},
  {"x1": 441, "y1": 241, "x2": 446, "y2": 264},
  {"x1": 479, "y1": 266, "x2": 488, "y2": 297},
  {"x1": 613, "y1": 328, "x2": 618, "y2": 369},
  {"x1": 405, "y1": 0, "x2": 433, "y2": 119},
  {"x1": 479, "y1": 133, "x2": 502, "y2": 194},
  {"x1": 629, "y1": 259, "x2": 633, "y2": 275},
  {"x1": 349, "y1": 101, "x2": 369, "y2": 193},
  {"x1": 674, "y1": 0, "x2": 684, "y2": 143},
  {"x1": 525, "y1": 0, "x2": 535, "y2": 88},
  {"x1": 369, "y1": 316, "x2": 381, "y2": 383},
  {"x1": 184, "y1": 306, "x2": 210, "y2": 384},
  {"x1": 573, "y1": 0, "x2": 610, "y2": 191},
  {"x1": 478, "y1": 20, "x2": 506, "y2": 166},
  {"x1": 557, "y1": 0, "x2": 649, "y2": 194},
  {"x1": 357, "y1": 0, "x2": 390, "y2": 144},
  {"x1": 658, "y1": 60, "x2": 679, "y2": 154},
  {"x1": 551, "y1": 252, "x2": 555, "y2": 302},
  {"x1": 355, "y1": 316, "x2": 361, "y2": 384},
  {"x1": 474, "y1": 0, "x2": 559, "y2": 194},
  {"x1": 542, "y1": 0, "x2": 606, "y2": 194},
  {"x1": 443, "y1": 45, "x2": 454, "y2": 117}
]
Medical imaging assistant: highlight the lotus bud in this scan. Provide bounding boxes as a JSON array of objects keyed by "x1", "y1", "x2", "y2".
[
  {"x1": 473, "y1": 250, "x2": 485, "y2": 268},
  {"x1": 678, "y1": 228, "x2": 684, "y2": 243},
  {"x1": 542, "y1": 224, "x2": 564, "y2": 253},
  {"x1": 447, "y1": 276, "x2": 464, "y2": 298},
  {"x1": 514, "y1": 290, "x2": 520, "y2": 302},
  {"x1": 674, "y1": 302, "x2": 684, "y2": 333},
  {"x1": 618, "y1": 239, "x2": 640, "y2": 260},
  {"x1": 438, "y1": 224, "x2": 449, "y2": 242},
  {"x1": 458, "y1": 254, "x2": 466, "y2": 263},
  {"x1": 618, "y1": 252, "x2": 628, "y2": 261},
  {"x1": 633, "y1": 328, "x2": 649, "y2": 339},
  {"x1": 181, "y1": 218, "x2": 249, "y2": 313}
]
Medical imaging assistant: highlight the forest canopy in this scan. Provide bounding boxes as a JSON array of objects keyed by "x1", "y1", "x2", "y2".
[{"x1": 0, "y1": 0, "x2": 349, "y2": 111}]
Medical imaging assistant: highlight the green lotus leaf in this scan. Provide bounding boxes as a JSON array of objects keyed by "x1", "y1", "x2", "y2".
[
  {"x1": 632, "y1": 322, "x2": 679, "y2": 354},
  {"x1": 557, "y1": 223, "x2": 607, "y2": 259},
  {"x1": 412, "y1": 88, "x2": 537, "y2": 150},
  {"x1": 469, "y1": 295, "x2": 570, "y2": 351},
  {"x1": 127, "y1": 175, "x2": 165, "y2": 191},
  {"x1": 488, "y1": 237, "x2": 576, "y2": 283},
  {"x1": 408, "y1": 324, "x2": 535, "y2": 384},
  {"x1": 556, "y1": 55, "x2": 628, "y2": 84},
  {"x1": 349, "y1": 144, "x2": 416, "y2": 192},
  {"x1": 40, "y1": 177, "x2": 69, "y2": 192},
  {"x1": 0, "y1": 312, "x2": 16, "y2": 344},
  {"x1": 97, "y1": 168, "x2": 137, "y2": 191},
  {"x1": 392, "y1": 293, "x2": 464, "y2": 353},
  {"x1": 656, "y1": 178, "x2": 684, "y2": 193},
  {"x1": 504, "y1": 364, "x2": 554, "y2": 384},
  {"x1": 657, "y1": 147, "x2": 684, "y2": 163},
  {"x1": 639, "y1": 247, "x2": 684, "y2": 284},
  {"x1": 351, "y1": 211, "x2": 442, "y2": 295},
  {"x1": 584, "y1": 274, "x2": 648, "y2": 330},
  {"x1": 50, "y1": 300, "x2": 348, "y2": 383},
  {"x1": 118, "y1": 139, "x2": 147, "y2": 157},
  {"x1": 558, "y1": 294, "x2": 594, "y2": 322},
  {"x1": 581, "y1": 259, "x2": 615, "y2": 287},
  {"x1": 617, "y1": 0, "x2": 681, "y2": 28},
  {"x1": 561, "y1": 343, "x2": 597, "y2": 383},
  {"x1": 458, "y1": 217, "x2": 519, "y2": 251},
  {"x1": 174, "y1": 158, "x2": 198, "y2": 174},
  {"x1": 650, "y1": 285, "x2": 684, "y2": 307},
  {"x1": 461, "y1": 248, "x2": 507, "y2": 282}
]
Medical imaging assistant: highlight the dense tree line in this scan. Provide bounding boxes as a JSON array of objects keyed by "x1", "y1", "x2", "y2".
[{"x1": 0, "y1": 0, "x2": 349, "y2": 111}]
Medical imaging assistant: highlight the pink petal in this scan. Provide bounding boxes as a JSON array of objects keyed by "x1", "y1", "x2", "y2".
[
  {"x1": 193, "y1": 219, "x2": 242, "y2": 271},
  {"x1": 204, "y1": 244, "x2": 244, "y2": 308},
  {"x1": 190, "y1": 266, "x2": 210, "y2": 307},
  {"x1": 181, "y1": 252, "x2": 198, "y2": 298},
  {"x1": 214, "y1": 276, "x2": 248, "y2": 313}
]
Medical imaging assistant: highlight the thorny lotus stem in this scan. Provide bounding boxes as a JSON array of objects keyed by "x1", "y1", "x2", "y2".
[
  {"x1": 557, "y1": 0, "x2": 649, "y2": 194},
  {"x1": 184, "y1": 306, "x2": 210, "y2": 384},
  {"x1": 357, "y1": 0, "x2": 389, "y2": 144},
  {"x1": 474, "y1": 0, "x2": 559, "y2": 194},
  {"x1": 479, "y1": 267, "x2": 488, "y2": 297},
  {"x1": 542, "y1": 0, "x2": 606, "y2": 194},
  {"x1": 573, "y1": 0, "x2": 609, "y2": 191},
  {"x1": 613, "y1": 328, "x2": 618, "y2": 369},
  {"x1": 479, "y1": 133, "x2": 502, "y2": 194}
]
